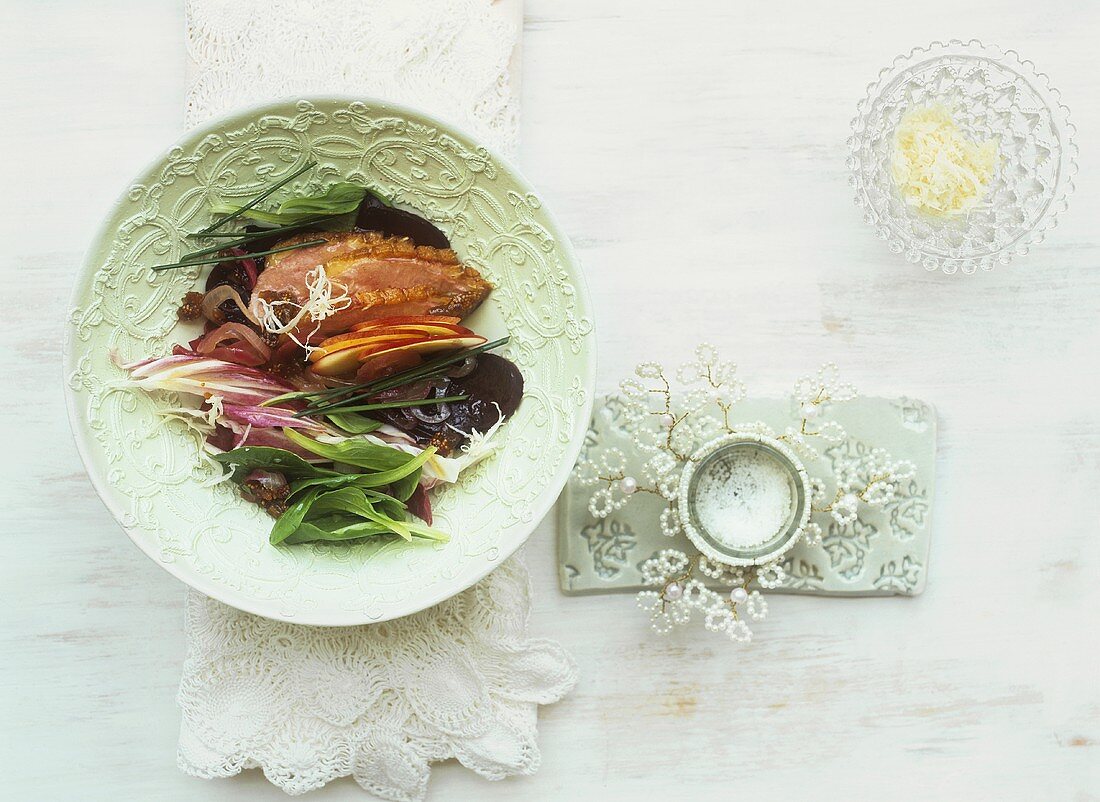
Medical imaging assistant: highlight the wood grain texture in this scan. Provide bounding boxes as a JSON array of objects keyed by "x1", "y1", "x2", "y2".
[{"x1": 2, "y1": 0, "x2": 1098, "y2": 799}]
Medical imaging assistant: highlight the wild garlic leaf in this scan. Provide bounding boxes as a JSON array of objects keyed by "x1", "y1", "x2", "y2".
[
  {"x1": 287, "y1": 473, "x2": 364, "y2": 498},
  {"x1": 299, "y1": 487, "x2": 414, "y2": 541},
  {"x1": 282, "y1": 520, "x2": 390, "y2": 544},
  {"x1": 371, "y1": 495, "x2": 408, "y2": 522},
  {"x1": 348, "y1": 447, "x2": 435, "y2": 490},
  {"x1": 404, "y1": 520, "x2": 450, "y2": 542},
  {"x1": 283, "y1": 428, "x2": 415, "y2": 471},
  {"x1": 389, "y1": 467, "x2": 422, "y2": 502},
  {"x1": 270, "y1": 488, "x2": 322, "y2": 545},
  {"x1": 325, "y1": 412, "x2": 384, "y2": 434},
  {"x1": 307, "y1": 487, "x2": 377, "y2": 520},
  {"x1": 209, "y1": 183, "x2": 380, "y2": 227}
]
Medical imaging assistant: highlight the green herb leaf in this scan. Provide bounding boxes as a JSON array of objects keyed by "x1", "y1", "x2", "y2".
[
  {"x1": 151, "y1": 239, "x2": 327, "y2": 272},
  {"x1": 287, "y1": 473, "x2": 364, "y2": 498},
  {"x1": 281, "y1": 520, "x2": 391, "y2": 545},
  {"x1": 209, "y1": 182, "x2": 375, "y2": 227},
  {"x1": 288, "y1": 475, "x2": 401, "y2": 507},
  {"x1": 300, "y1": 487, "x2": 416, "y2": 542},
  {"x1": 282, "y1": 429, "x2": 418, "y2": 471},
  {"x1": 325, "y1": 412, "x2": 383, "y2": 434},
  {"x1": 197, "y1": 160, "x2": 317, "y2": 235},
  {"x1": 270, "y1": 487, "x2": 322, "y2": 545},
  {"x1": 212, "y1": 446, "x2": 337, "y2": 480},
  {"x1": 389, "y1": 467, "x2": 423, "y2": 502},
  {"x1": 308, "y1": 487, "x2": 377, "y2": 519},
  {"x1": 402, "y1": 519, "x2": 451, "y2": 542},
  {"x1": 187, "y1": 213, "x2": 347, "y2": 240},
  {"x1": 348, "y1": 447, "x2": 435, "y2": 490},
  {"x1": 371, "y1": 494, "x2": 408, "y2": 522},
  {"x1": 308, "y1": 395, "x2": 466, "y2": 417}
]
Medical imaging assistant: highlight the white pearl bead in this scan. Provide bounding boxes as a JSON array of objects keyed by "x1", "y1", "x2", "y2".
[
  {"x1": 663, "y1": 581, "x2": 683, "y2": 601},
  {"x1": 801, "y1": 402, "x2": 820, "y2": 419},
  {"x1": 660, "y1": 413, "x2": 675, "y2": 427},
  {"x1": 618, "y1": 476, "x2": 637, "y2": 495},
  {"x1": 729, "y1": 587, "x2": 749, "y2": 604}
]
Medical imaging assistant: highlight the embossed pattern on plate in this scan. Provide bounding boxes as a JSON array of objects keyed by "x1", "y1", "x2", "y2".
[{"x1": 64, "y1": 98, "x2": 595, "y2": 625}]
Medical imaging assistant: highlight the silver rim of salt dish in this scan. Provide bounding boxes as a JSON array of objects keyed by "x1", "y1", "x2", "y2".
[{"x1": 678, "y1": 433, "x2": 811, "y2": 568}]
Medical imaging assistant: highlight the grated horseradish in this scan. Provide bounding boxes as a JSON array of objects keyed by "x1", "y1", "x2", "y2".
[
  {"x1": 693, "y1": 447, "x2": 796, "y2": 550},
  {"x1": 890, "y1": 104, "x2": 1000, "y2": 217}
]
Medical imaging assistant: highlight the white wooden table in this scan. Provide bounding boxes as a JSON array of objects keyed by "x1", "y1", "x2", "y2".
[{"x1": 3, "y1": 1, "x2": 1098, "y2": 798}]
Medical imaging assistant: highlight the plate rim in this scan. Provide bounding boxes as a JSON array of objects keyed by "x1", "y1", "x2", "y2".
[{"x1": 62, "y1": 94, "x2": 597, "y2": 625}]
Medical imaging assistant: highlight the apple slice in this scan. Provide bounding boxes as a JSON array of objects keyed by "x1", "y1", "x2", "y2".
[
  {"x1": 312, "y1": 335, "x2": 486, "y2": 377},
  {"x1": 355, "y1": 350, "x2": 423, "y2": 383},
  {"x1": 351, "y1": 315, "x2": 462, "y2": 330},
  {"x1": 360, "y1": 335, "x2": 485, "y2": 359},
  {"x1": 311, "y1": 328, "x2": 478, "y2": 363},
  {"x1": 310, "y1": 346, "x2": 372, "y2": 376},
  {"x1": 308, "y1": 333, "x2": 425, "y2": 362},
  {"x1": 315, "y1": 330, "x2": 424, "y2": 351},
  {"x1": 349, "y1": 322, "x2": 474, "y2": 339}
]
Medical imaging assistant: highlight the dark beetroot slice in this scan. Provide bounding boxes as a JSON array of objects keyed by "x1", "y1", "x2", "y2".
[
  {"x1": 406, "y1": 484, "x2": 433, "y2": 525},
  {"x1": 376, "y1": 354, "x2": 523, "y2": 455},
  {"x1": 207, "y1": 424, "x2": 236, "y2": 452},
  {"x1": 205, "y1": 260, "x2": 251, "y2": 296},
  {"x1": 360, "y1": 191, "x2": 387, "y2": 210},
  {"x1": 355, "y1": 205, "x2": 451, "y2": 249},
  {"x1": 238, "y1": 228, "x2": 284, "y2": 255}
]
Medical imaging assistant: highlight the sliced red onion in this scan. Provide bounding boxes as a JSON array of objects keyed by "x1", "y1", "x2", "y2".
[
  {"x1": 370, "y1": 380, "x2": 432, "y2": 404},
  {"x1": 446, "y1": 355, "x2": 478, "y2": 378},
  {"x1": 239, "y1": 469, "x2": 289, "y2": 503},
  {"x1": 196, "y1": 322, "x2": 272, "y2": 367},
  {"x1": 201, "y1": 285, "x2": 260, "y2": 326},
  {"x1": 411, "y1": 401, "x2": 451, "y2": 424}
]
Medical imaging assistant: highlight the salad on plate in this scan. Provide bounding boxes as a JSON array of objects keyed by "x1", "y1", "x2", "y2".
[{"x1": 122, "y1": 162, "x2": 523, "y2": 548}]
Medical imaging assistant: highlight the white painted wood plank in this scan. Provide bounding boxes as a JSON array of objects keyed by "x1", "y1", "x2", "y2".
[{"x1": 2, "y1": 0, "x2": 1098, "y2": 798}]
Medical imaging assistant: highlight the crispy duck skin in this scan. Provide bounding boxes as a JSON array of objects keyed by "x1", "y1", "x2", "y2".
[{"x1": 249, "y1": 231, "x2": 492, "y2": 335}]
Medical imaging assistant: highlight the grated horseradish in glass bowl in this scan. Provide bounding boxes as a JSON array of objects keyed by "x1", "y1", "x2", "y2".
[{"x1": 847, "y1": 40, "x2": 1077, "y2": 275}]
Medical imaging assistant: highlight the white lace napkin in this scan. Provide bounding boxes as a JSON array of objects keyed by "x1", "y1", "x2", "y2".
[{"x1": 178, "y1": 2, "x2": 577, "y2": 798}]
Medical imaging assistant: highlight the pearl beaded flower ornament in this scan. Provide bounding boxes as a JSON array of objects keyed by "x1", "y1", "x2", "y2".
[{"x1": 573, "y1": 346, "x2": 916, "y2": 644}]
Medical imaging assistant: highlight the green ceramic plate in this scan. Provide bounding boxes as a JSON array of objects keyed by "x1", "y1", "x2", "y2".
[{"x1": 64, "y1": 98, "x2": 595, "y2": 625}]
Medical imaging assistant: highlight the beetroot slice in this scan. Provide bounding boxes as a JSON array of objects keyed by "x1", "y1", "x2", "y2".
[
  {"x1": 406, "y1": 484, "x2": 433, "y2": 525},
  {"x1": 354, "y1": 205, "x2": 451, "y2": 249},
  {"x1": 375, "y1": 354, "x2": 523, "y2": 455}
]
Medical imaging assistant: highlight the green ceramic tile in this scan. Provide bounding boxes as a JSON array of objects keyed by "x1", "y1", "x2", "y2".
[{"x1": 559, "y1": 396, "x2": 936, "y2": 597}]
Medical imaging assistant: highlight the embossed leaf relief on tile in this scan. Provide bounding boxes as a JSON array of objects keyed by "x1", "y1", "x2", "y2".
[{"x1": 559, "y1": 396, "x2": 935, "y2": 598}]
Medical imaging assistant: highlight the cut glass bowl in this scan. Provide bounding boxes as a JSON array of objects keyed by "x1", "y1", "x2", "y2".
[{"x1": 848, "y1": 40, "x2": 1077, "y2": 275}]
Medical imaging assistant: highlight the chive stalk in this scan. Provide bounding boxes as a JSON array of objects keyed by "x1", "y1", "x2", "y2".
[
  {"x1": 196, "y1": 160, "x2": 317, "y2": 235},
  {"x1": 151, "y1": 239, "x2": 327, "y2": 272},
  {"x1": 290, "y1": 338, "x2": 510, "y2": 418},
  {"x1": 319, "y1": 395, "x2": 468, "y2": 415}
]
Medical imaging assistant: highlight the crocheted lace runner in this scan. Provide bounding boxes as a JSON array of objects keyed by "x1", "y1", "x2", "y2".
[{"x1": 179, "y1": 2, "x2": 577, "y2": 798}]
